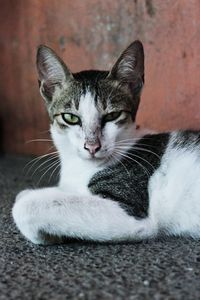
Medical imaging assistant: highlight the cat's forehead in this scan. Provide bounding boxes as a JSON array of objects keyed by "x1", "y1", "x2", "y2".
[
  {"x1": 78, "y1": 91, "x2": 100, "y2": 123},
  {"x1": 51, "y1": 70, "x2": 132, "y2": 116}
]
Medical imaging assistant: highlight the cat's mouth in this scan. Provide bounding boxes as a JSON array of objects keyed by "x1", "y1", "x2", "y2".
[
  {"x1": 85, "y1": 153, "x2": 105, "y2": 161},
  {"x1": 81, "y1": 148, "x2": 110, "y2": 162}
]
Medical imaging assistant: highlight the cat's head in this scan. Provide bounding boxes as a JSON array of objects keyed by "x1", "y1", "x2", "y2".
[{"x1": 36, "y1": 41, "x2": 145, "y2": 164}]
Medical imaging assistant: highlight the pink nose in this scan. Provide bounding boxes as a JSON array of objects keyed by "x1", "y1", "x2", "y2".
[{"x1": 84, "y1": 141, "x2": 101, "y2": 155}]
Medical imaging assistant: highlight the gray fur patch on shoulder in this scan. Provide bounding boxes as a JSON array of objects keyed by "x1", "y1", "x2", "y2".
[{"x1": 88, "y1": 133, "x2": 170, "y2": 218}]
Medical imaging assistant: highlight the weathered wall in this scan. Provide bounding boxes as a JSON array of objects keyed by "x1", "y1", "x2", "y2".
[{"x1": 0, "y1": 0, "x2": 200, "y2": 155}]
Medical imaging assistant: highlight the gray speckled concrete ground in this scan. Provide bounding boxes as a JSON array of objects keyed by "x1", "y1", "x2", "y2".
[{"x1": 0, "y1": 155, "x2": 200, "y2": 300}]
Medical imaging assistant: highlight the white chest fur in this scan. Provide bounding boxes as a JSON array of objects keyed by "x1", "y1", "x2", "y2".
[
  {"x1": 59, "y1": 154, "x2": 102, "y2": 196},
  {"x1": 51, "y1": 124, "x2": 104, "y2": 196}
]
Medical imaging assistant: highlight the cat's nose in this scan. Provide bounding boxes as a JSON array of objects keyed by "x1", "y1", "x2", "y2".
[{"x1": 84, "y1": 141, "x2": 101, "y2": 155}]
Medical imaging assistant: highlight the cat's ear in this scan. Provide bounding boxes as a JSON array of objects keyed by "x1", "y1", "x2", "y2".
[
  {"x1": 108, "y1": 40, "x2": 144, "y2": 94},
  {"x1": 36, "y1": 45, "x2": 73, "y2": 101}
]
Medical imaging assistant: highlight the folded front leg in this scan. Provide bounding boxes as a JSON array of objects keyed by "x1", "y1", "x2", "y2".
[{"x1": 12, "y1": 187, "x2": 156, "y2": 244}]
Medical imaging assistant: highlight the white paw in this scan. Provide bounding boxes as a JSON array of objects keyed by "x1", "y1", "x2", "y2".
[
  {"x1": 15, "y1": 189, "x2": 32, "y2": 202},
  {"x1": 12, "y1": 192, "x2": 45, "y2": 244}
]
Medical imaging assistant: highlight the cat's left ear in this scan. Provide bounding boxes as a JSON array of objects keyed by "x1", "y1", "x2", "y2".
[
  {"x1": 36, "y1": 45, "x2": 73, "y2": 102},
  {"x1": 108, "y1": 40, "x2": 144, "y2": 94}
]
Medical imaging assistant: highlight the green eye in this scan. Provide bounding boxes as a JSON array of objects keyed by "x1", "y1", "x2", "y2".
[
  {"x1": 62, "y1": 113, "x2": 80, "y2": 125},
  {"x1": 104, "y1": 111, "x2": 122, "y2": 122}
]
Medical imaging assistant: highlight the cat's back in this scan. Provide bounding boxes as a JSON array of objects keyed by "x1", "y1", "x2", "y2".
[{"x1": 157, "y1": 130, "x2": 200, "y2": 174}]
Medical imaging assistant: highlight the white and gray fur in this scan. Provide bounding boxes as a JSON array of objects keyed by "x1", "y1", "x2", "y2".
[{"x1": 12, "y1": 41, "x2": 200, "y2": 244}]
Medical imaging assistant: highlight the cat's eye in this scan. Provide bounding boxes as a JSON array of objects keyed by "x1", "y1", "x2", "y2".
[
  {"x1": 62, "y1": 113, "x2": 80, "y2": 125},
  {"x1": 103, "y1": 111, "x2": 122, "y2": 123}
]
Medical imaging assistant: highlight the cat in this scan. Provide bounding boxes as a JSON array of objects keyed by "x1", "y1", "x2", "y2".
[{"x1": 12, "y1": 40, "x2": 200, "y2": 244}]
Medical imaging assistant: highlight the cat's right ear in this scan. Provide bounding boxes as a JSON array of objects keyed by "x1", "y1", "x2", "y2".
[
  {"x1": 36, "y1": 45, "x2": 73, "y2": 102},
  {"x1": 107, "y1": 40, "x2": 144, "y2": 94}
]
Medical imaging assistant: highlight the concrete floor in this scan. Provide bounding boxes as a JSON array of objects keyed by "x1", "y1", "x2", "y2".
[{"x1": 0, "y1": 155, "x2": 200, "y2": 300}]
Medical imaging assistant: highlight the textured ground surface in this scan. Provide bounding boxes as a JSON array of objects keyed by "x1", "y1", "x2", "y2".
[{"x1": 0, "y1": 155, "x2": 200, "y2": 300}]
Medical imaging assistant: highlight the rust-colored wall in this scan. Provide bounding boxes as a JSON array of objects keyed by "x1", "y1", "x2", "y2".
[{"x1": 0, "y1": 0, "x2": 200, "y2": 155}]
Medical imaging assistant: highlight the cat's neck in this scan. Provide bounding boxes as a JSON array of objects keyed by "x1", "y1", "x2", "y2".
[{"x1": 58, "y1": 150, "x2": 103, "y2": 195}]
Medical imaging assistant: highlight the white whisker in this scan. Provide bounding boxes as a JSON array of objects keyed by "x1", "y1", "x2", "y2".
[
  {"x1": 37, "y1": 160, "x2": 60, "y2": 186},
  {"x1": 31, "y1": 155, "x2": 59, "y2": 177},
  {"x1": 116, "y1": 149, "x2": 155, "y2": 171},
  {"x1": 114, "y1": 149, "x2": 151, "y2": 178},
  {"x1": 114, "y1": 145, "x2": 160, "y2": 159},
  {"x1": 111, "y1": 152, "x2": 131, "y2": 177},
  {"x1": 48, "y1": 161, "x2": 61, "y2": 183},
  {"x1": 25, "y1": 139, "x2": 53, "y2": 144},
  {"x1": 24, "y1": 151, "x2": 58, "y2": 175},
  {"x1": 114, "y1": 139, "x2": 159, "y2": 149}
]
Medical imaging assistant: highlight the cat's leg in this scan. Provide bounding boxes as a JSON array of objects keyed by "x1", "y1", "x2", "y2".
[{"x1": 12, "y1": 187, "x2": 157, "y2": 244}]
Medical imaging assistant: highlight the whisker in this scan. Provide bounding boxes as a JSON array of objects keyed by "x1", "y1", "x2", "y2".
[
  {"x1": 24, "y1": 151, "x2": 58, "y2": 174},
  {"x1": 25, "y1": 139, "x2": 53, "y2": 144},
  {"x1": 114, "y1": 139, "x2": 159, "y2": 148},
  {"x1": 114, "y1": 138, "x2": 140, "y2": 144},
  {"x1": 99, "y1": 154, "x2": 116, "y2": 170},
  {"x1": 116, "y1": 149, "x2": 155, "y2": 171},
  {"x1": 115, "y1": 143, "x2": 159, "y2": 150},
  {"x1": 114, "y1": 150, "x2": 151, "y2": 178},
  {"x1": 38, "y1": 129, "x2": 51, "y2": 134},
  {"x1": 56, "y1": 166, "x2": 61, "y2": 181},
  {"x1": 39, "y1": 157, "x2": 59, "y2": 173},
  {"x1": 25, "y1": 153, "x2": 58, "y2": 176},
  {"x1": 37, "y1": 160, "x2": 60, "y2": 186},
  {"x1": 111, "y1": 152, "x2": 131, "y2": 177},
  {"x1": 48, "y1": 161, "x2": 61, "y2": 183},
  {"x1": 132, "y1": 147, "x2": 160, "y2": 159},
  {"x1": 31, "y1": 155, "x2": 59, "y2": 177},
  {"x1": 114, "y1": 145, "x2": 160, "y2": 159}
]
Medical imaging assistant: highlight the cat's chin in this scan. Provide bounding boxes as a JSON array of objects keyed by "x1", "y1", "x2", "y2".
[
  {"x1": 78, "y1": 151, "x2": 111, "y2": 165},
  {"x1": 79, "y1": 153, "x2": 121, "y2": 168},
  {"x1": 81, "y1": 154, "x2": 106, "y2": 162}
]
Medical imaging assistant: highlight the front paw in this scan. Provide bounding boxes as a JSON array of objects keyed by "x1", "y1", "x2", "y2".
[
  {"x1": 15, "y1": 189, "x2": 32, "y2": 202},
  {"x1": 12, "y1": 191, "x2": 45, "y2": 244}
]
